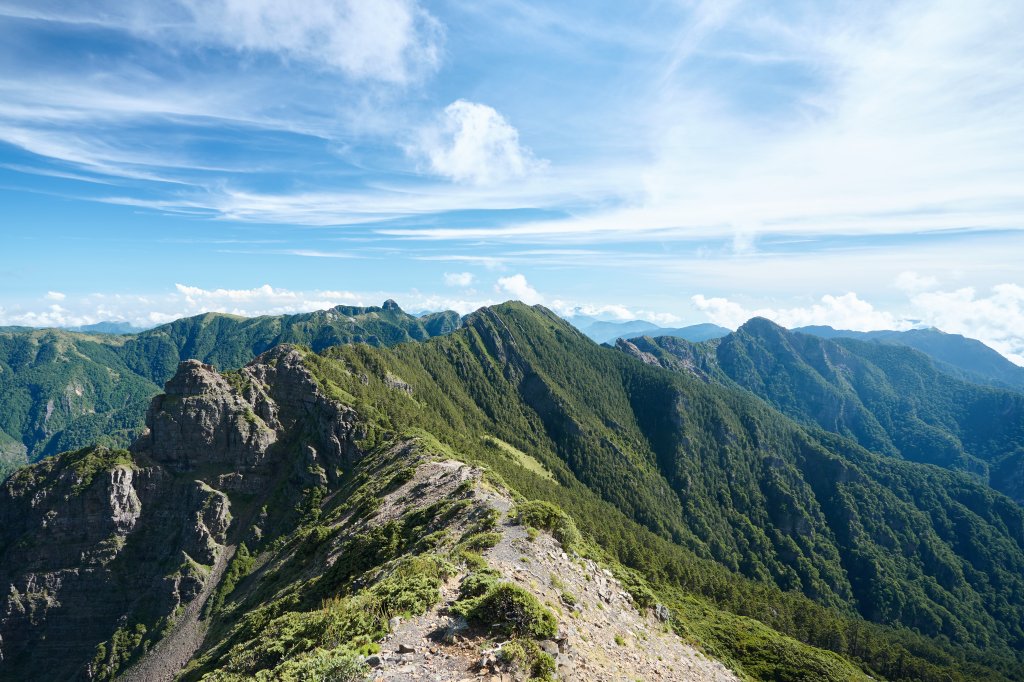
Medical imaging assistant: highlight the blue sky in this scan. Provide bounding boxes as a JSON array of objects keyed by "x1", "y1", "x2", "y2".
[{"x1": 1, "y1": 0, "x2": 1023, "y2": 362}]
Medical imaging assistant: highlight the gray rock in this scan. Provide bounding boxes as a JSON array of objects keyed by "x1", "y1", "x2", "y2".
[
  {"x1": 654, "y1": 603, "x2": 672, "y2": 622},
  {"x1": 0, "y1": 347, "x2": 366, "y2": 680}
]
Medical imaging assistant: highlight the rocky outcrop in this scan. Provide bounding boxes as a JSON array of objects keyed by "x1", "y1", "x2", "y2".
[
  {"x1": 615, "y1": 338, "x2": 661, "y2": 366},
  {"x1": 0, "y1": 346, "x2": 363, "y2": 681},
  {"x1": 139, "y1": 360, "x2": 277, "y2": 472}
]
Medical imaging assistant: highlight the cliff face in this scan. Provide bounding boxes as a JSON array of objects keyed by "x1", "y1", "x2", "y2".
[{"x1": 0, "y1": 346, "x2": 360, "y2": 680}]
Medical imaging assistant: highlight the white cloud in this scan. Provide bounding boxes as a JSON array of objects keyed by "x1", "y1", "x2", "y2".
[
  {"x1": 911, "y1": 284, "x2": 1024, "y2": 365},
  {"x1": 443, "y1": 272, "x2": 474, "y2": 287},
  {"x1": 3, "y1": 0, "x2": 443, "y2": 84},
  {"x1": 894, "y1": 271, "x2": 939, "y2": 293},
  {"x1": 44, "y1": 291, "x2": 66, "y2": 301},
  {"x1": 415, "y1": 100, "x2": 545, "y2": 185},
  {"x1": 691, "y1": 292, "x2": 905, "y2": 332},
  {"x1": 495, "y1": 274, "x2": 544, "y2": 305},
  {"x1": 180, "y1": 0, "x2": 443, "y2": 83},
  {"x1": 691, "y1": 285, "x2": 1024, "y2": 366}
]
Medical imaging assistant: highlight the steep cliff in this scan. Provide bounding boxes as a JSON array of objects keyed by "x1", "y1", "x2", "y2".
[{"x1": 0, "y1": 347, "x2": 359, "y2": 680}]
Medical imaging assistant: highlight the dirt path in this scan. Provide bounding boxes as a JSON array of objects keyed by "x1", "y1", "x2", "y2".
[{"x1": 118, "y1": 543, "x2": 236, "y2": 682}]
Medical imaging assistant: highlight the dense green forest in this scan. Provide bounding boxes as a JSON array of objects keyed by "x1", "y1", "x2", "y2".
[
  {"x1": 297, "y1": 303, "x2": 1024, "y2": 680},
  {"x1": 623, "y1": 318, "x2": 1024, "y2": 502}
]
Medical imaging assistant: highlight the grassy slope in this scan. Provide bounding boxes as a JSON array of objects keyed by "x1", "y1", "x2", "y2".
[{"x1": 296, "y1": 304, "x2": 1024, "y2": 681}]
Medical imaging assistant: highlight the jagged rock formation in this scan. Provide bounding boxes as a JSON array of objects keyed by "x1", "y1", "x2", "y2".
[{"x1": 0, "y1": 347, "x2": 361, "y2": 680}]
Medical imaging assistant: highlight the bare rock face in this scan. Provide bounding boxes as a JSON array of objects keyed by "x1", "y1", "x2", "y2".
[
  {"x1": 0, "y1": 345, "x2": 360, "y2": 681},
  {"x1": 615, "y1": 338, "x2": 661, "y2": 366},
  {"x1": 139, "y1": 360, "x2": 277, "y2": 472}
]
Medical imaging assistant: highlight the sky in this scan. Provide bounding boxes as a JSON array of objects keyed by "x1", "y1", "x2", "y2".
[{"x1": 1, "y1": 0, "x2": 1023, "y2": 363}]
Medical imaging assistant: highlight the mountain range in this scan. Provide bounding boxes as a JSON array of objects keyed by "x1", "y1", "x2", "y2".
[
  {"x1": 619, "y1": 319, "x2": 1024, "y2": 502},
  {"x1": 0, "y1": 301, "x2": 459, "y2": 478},
  {"x1": 1, "y1": 302, "x2": 1023, "y2": 681},
  {"x1": 796, "y1": 325, "x2": 1024, "y2": 392}
]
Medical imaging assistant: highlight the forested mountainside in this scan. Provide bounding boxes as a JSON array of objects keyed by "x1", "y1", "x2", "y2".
[
  {"x1": 796, "y1": 325, "x2": 1024, "y2": 392},
  {"x1": 619, "y1": 318, "x2": 1024, "y2": 502},
  {"x1": 5, "y1": 303, "x2": 1022, "y2": 681},
  {"x1": 0, "y1": 301, "x2": 459, "y2": 476}
]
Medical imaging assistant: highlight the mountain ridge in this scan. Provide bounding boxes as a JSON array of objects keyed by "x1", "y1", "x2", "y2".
[
  {"x1": 5, "y1": 303, "x2": 1024, "y2": 680},
  {"x1": 621, "y1": 318, "x2": 1024, "y2": 502}
]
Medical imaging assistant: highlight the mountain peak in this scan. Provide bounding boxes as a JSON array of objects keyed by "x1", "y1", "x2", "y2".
[
  {"x1": 381, "y1": 298, "x2": 402, "y2": 312},
  {"x1": 737, "y1": 316, "x2": 786, "y2": 335}
]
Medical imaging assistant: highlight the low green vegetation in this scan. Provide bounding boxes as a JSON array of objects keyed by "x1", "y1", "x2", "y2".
[
  {"x1": 452, "y1": 577, "x2": 558, "y2": 639},
  {"x1": 90, "y1": 623, "x2": 150, "y2": 681},
  {"x1": 300, "y1": 303, "x2": 1024, "y2": 681},
  {"x1": 511, "y1": 500, "x2": 583, "y2": 552},
  {"x1": 498, "y1": 638, "x2": 557, "y2": 681}
]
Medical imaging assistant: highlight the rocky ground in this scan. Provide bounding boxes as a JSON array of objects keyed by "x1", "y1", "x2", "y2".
[{"x1": 363, "y1": 461, "x2": 737, "y2": 682}]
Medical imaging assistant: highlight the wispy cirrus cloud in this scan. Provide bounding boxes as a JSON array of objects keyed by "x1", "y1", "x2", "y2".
[{"x1": 0, "y1": 0, "x2": 443, "y2": 83}]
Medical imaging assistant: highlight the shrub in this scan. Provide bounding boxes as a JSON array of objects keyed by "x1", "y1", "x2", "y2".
[
  {"x1": 453, "y1": 581, "x2": 557, "y2": 639},
  {"x1": 511, "y1": 501, "x2": 581, "y2": 552},
  {"x1": 459, "y1": 531, "x2": 501, "y2": 551},
  {"x1": 499, "y1": 638, "x2": 556, "y2": 682}
]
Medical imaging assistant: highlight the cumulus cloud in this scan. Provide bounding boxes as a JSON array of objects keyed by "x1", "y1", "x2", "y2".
[
  {"x1": 415, "y1": 100, "x2": 545, "y2": 185},
  {"x1": 691, "y1": 292, "x2": 905, "y2": 332},
  {"x1": 692, "y1": 285, "x2": 1024, "y2": 366},
  {"x1": 495, "y1": 274, "x2": 544, "y2": 305},
  {"x1": 443, "y1": 272, "x2": 474, "y2": 287},
  {"x1": 911, "y1": 284, "x2": 1024, "y2": 365},
  {"x1": 44, "y1": 291, "x2": 66, "y2": 301},
  {"x1": 172, "y1": 283, "x2": 363, "y2": 315}
]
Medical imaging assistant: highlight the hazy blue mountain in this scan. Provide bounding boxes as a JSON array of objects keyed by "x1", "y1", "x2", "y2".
[
  {"x1": 797, "y1": 325, "x2": 1024, "y2": 391},
  {"x1": 644, "y1": 322, "x2": 732, "y2": 342},
  {"x1": 573, "y1": 317, "x2": 731, "y2": 344},
  {"x1": 572, "y1": 317, "x2": 662, "y2": 342},
  {"x1": 65, "y1": 321, "x2": 150, "y2": 335}
]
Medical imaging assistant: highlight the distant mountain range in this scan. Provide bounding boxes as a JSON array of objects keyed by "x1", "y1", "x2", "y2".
[
  {"x1": 569, "y1": 315, "x2": 732, "y2": 344},
  {"x1": 796, "y1": 325, "x2": 1024, "y2": 392},
  {"x1": 3, "y1": 305, "x2": 1020, "y2": 484},
  {"x1": 65, "y1": 321, "x2": 152, "y2": 335},
  {"x1": 572, "y1": 315, "x2": 1024, "y2": 392}
]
